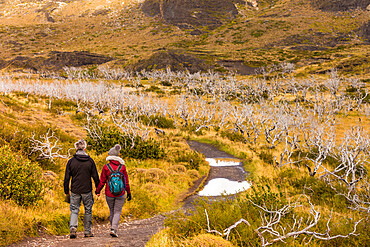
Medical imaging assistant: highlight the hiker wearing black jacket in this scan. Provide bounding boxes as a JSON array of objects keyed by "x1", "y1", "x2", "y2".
[{"x1": 64, "y1": 139, "x2": 99, "y2": 239}]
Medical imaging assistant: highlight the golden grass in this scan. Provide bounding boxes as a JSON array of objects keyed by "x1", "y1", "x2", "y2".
[
  {"x1": 146, "y1": 228, "x2": 178, "y2": 247},
  {"x1": 0, "y1": 72, "x2": 369, "y2": 245},
  {"x1": 0, "y1": 200, "x2": 36, "y2": 246},
  {"x1": 0, "y1": 92, "x2": 85, "y2": 138},
  {"x1": 146, "y1": 229, "x2": 235, "y2": 247}
]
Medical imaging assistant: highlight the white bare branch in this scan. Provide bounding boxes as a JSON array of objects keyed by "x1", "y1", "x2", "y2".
[{"x1": 29, "y1": 129, "x2": 69, "y2": 161}]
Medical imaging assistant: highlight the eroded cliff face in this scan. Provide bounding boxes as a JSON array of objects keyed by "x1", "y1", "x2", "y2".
[{"x1": 141, "y1": 0, "x2": 245, "y2": 29}]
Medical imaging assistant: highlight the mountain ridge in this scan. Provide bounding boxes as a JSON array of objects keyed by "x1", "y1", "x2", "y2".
[{"x1": 0, "y1": 0, "x2": 369, "y2": 77}]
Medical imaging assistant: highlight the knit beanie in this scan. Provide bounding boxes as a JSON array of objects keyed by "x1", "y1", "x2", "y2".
[
  {"x1": 74, "y1": 139, "x2": 87, "y2": 150},
  {"x1": 108, "y1": 144, "x2": 121, "y2": 156}
]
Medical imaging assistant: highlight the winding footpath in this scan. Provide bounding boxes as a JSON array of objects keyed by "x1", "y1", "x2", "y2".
[{"x1": 10, "y1": 141, "x2": 249, "y2": 247}]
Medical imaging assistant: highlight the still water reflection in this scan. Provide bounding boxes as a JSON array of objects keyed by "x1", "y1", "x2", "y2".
[{"x1": 199, "y1": 158, "x2": 251, "y2": 196}]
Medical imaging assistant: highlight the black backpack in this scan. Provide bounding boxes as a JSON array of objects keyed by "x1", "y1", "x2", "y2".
[{"x1": 107, "y1": 163, "x2": 126, "y2": 196}]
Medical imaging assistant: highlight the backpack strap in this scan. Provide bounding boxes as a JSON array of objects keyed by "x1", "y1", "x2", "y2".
[
  {"x1": 107, "y1": 163, "x2": 123, "y2": 173},
  {"x1": 117, "y1": 163, "x2": 126, "y2": 190},
  {"x1": 117, "y1": 163, "x2": 123, "y2": 173}
]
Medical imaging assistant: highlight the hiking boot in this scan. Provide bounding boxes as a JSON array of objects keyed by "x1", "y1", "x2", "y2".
[
  {"x1": 110, "y1": 229, "x2": 118, "y2": 238},
  {"x1": 70, "y1": 227, "x2": 77, "y2": 239},
  {"x1": 84, "y1": 232, "x2": 94, "y2": 238}
]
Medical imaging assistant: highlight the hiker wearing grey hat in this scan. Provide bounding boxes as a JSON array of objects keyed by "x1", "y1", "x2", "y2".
[
  {"x1": 96, "y1": 144, "x2": 131, "y2": 238},
  {"x1": 64, "y1": 139, "x2": 99, "y2": 239}
]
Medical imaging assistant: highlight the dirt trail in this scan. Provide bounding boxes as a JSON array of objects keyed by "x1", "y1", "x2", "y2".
[{"x1": 11, "y1": 141, "x2": 247, "y2": 247}]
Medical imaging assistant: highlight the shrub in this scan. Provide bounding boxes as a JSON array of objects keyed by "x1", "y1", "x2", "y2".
[
  {"x1": 245, "y1": 183, "x2": 286, "y2": 208},
  {"x1": 145, "y1": 85, "x2": 165, "y2": 94},
  {"x1": 160, "y1": 80, "x2": 172, "y2": 87},
  {"x1": 47, "y1": 98, "x2": 76, "y2": 114},
  {"x1": 289, "y1": 175, "x2": 348, "y2": 210},
  {"x1": 140, "y1": 114, "x2": 175, "y2": 129},
  {"x1": 258, "y1": 151, "x2": 274, "y2": 165},
  {"x1": 0, "y1": 145, "x2": 45, "y2": 206},
  {"x1": 220, "y1": 130, "x2": 246, "y2": 143},
  {"x1": 86, "y1": 127, "x2": 165, "y2": 159},
  {"x1": 174, "y1": 150, "x2": 205, "y2": 170},
  {"x1": 165, "y1": 196, "x2": 255, "y2": 246},
  {"x1": 186, "y1": 234, "x2": 235, "y2": 247},
  {"x1": 250, "y1": 29, "x2": 265, "y2": 38}
]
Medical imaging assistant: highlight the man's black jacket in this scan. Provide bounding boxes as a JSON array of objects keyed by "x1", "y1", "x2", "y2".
[{"x1": 64, "y1": 152, "x2": 99, "y2": 195}]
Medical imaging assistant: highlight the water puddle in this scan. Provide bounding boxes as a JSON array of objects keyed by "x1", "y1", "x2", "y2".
[
  {"x1": 199, "y1": 158, "x2": 251, "y2": 196},
  {"x1": 198, "y1": 178, "x2": 251, "y2": 196},
  {"x1": 205, "y1": 158, "x2": 242, "y2": 167}
]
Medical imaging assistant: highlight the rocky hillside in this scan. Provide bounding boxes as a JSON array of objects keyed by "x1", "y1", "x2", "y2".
[
  {"x1": 0, "y1": 0, "x2": 369, "y2": 78},
  {"x1": 141, "y1": 0, "x2": 245, "y2": 30},
  {"x1": 310, "y1": 0, "x2": 369, "y2": 12}
]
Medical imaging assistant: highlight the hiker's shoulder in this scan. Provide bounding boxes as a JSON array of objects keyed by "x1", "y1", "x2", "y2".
[
  {"x1": 67, "y1": 156, "x2": 77, "y2": 163},
  {"x1": 87, "y1": 156, "x2": 95, "y2": 163}
]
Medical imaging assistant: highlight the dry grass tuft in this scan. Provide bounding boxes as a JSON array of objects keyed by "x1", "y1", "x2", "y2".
[{"x1": 185, "y1": 233, "x2": 235, "y2": 247}]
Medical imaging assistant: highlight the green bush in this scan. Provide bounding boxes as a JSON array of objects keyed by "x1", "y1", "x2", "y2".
[
  {"x1": 220, "y1": 130, "x2": 246, "y2": 143},
  {"x1": 160, "y1": 80, "x2": 172, "y2": 86},
  {"x1": 165, "y1": 196, "x2": 253, "y2": 245},
  {"x1": 289, "y1": 175, "x2": 348, "y2": 210},
  {"x1": 86, "y1": 127, "x2": 165, "y2": 159},
  {"x1": 140, "y1": 114, "x2": 175, "y2": 129},
  {"x1": 258, "y1": 151, "x2": 274, "y2": 165},
  {"x1": 174, "y1": 150, "x2": 205, "y2": 170},
  {"x1": 145, "y1": 85, "x2": 165, "y2": 94},
  {"x1": 0, "y1": 145, "x2": 45, "y2": 206},
  {"x1": 246, "y1": 183, "x2": 286, "y2": 208}
]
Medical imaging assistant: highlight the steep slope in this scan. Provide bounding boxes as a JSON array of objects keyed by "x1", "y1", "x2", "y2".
[
  {"x1": 0, "y1": 0, "x2": 368, "y2": 78},
  {"x1": 141, "y1": 0, "x2": 244, "y2": 30}
]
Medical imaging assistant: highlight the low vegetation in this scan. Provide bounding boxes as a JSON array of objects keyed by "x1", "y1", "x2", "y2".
[
  {"x1": 0, "y1": 0, "x2": 369, "y2": 246},
  {"x1": 0, "y1": 64, "x2": 369, "y2": 246}
]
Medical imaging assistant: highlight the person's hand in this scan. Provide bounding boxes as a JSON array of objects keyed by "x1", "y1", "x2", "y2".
[
  {"x1": 127, "y1": 193, "x2": 132, "y2": 201},
  {"x1": 65, "y1": 194, "x2": 71, "y2": 203}
]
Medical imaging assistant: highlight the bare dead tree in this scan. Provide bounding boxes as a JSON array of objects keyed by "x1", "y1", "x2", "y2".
[
  {"x1": 110, "y1": 109, "x2": 151, "y2": 149},
  {"x1": 346, "y1": 77, "x2": 368, "y2": 111},
  {"x1": 173, "y1": 95, "x2": 191, "y2": 127},
  {"x1": 362, "y1": 104, "x2": 370, "y2": 119},
  {"x1": 332, "y1": 178, "x2": 370, "y2": 213},
  {"x1": 261, "y1": 104, "x2": 290, "y2": 149},
  {"x1": 302, "y1": 123, "x2": 336, "y2": 177},
  {"x1": 193, "y1": 99, "x2": 217, "y2": 133},
  {"x1": 63, "y1": 67, "x2": 97, "y2": 80},
  {"x1": 213, "y1": 100, "x2": 231, "y2": 130},
  {"x1": 29, "y1": 129, "x2": 69, "y2": 161},
  {"x1": 204, "y1": 195, "x2": 361, "y2": 246},
  {"x1": 274, "y1": 125, "x2": 301, "y2": 167},
  {"x1": 98, "y1": 65, "x2": 131, "y2": 80},
  {"x1": 321, "y1": 126, "x2": 370, "y2": 211},
  {"x1": 229, "y1": 104, "x2": 248, "y2": 135},
  {"x1": 324, "y1": 70, "x2": 342, "y2": 98},
  {"x1": 228, "y1": 103, "x2": 264, "y2": 143},
  {"x1": 250, "y1": 194, "x2": 362, "y2": 246},
  {"x1": 205, "y1": 209, "x2": 251, "y2": 240},
  {"x1": 83, "y1": 111, "x2": 106, "y2": 142}
]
